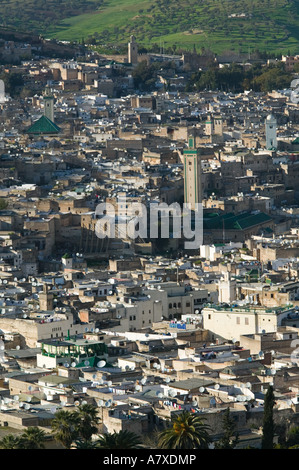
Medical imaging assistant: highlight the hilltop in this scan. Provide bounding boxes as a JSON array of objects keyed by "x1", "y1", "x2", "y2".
[{"x1": 1, "y1": 0, "x2": 299, "y2": 54}]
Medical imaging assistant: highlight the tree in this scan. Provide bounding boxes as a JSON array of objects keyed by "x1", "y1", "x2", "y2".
[
  {"x1": 0, "y1": 434, "x2": 22, "y2": 449},
  {"x1": 214, "y1": 408, "x2": 239, "y2": 449},
  {"x1": 131, "y1": 60, "x2": 159, "y2": 91},
  {"x1": 74, "y1": 438, "x2": 99, "y2": 449},
  {"x1": 76, "y1": 404, "x2": 100, "y2": 442},
  {"x1": 262, "y1": 385, "x2": 275, "y2": 449},
  {"x1": 51, "y1": 409, "x2": 80, "y2": 449},
  {"x1": 96, "y1": 430, "x2": 142, "y2": 449},
  {"x1": 18, "y1": 426, "x2": 47, "y2": 449},
  {"x1": 286, "y1": 426, "x2": 299, "y2": 448},
  {"x1": 158, "y1": 411, "x2": 211, "y2": 449},
  {"x1": 0, "y1": 198, "x2": 8, "y2": 210}
]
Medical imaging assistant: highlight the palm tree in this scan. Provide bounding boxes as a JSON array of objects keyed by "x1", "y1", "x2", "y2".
[
  {"x1": 0, "y1": 434, "x2": 22, "y2": 449},
  {"x1": 74, "y1": 438, "x2": 100, "y2": 449},
  {"x1": 51, "y1": 409, "x2": 80, "y2": 449},
  {"x1": 158, "y1": 411, "x2": 211, "y2": 449},
  {"x1": 19, "y1": 426, "x2": 47, "y2": 449},
  {"x1": 76, "y1": 404, "x2": 100, "y2": 442},
  {"x1": 96, "y1": 430, "x2": 142, "y2": 449}
]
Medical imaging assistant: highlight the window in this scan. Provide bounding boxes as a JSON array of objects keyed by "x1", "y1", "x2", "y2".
[
  {"x1": 208, "y1": 314, "x2": 211, "y2": 320},
  {"x1": 245, "y1": 317, "x2": 249, "y2": 325},
  {"x1": 236, "y1": 317, "x2": 240, "y2": 325}
]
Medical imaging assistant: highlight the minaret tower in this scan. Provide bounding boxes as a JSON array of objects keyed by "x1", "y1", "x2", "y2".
[
  {"x1": 44, "y1": 88, "x2": 55, "y2": 122},
  {"x1": 183, "y1": 133, "x2": 202, "y2": 210},
  {"x1": 265, "y1": 113, "x2": 277, "y2": 150},
  {"x1": 128, "y1": 35, "x2": 138, "y2": 65}
]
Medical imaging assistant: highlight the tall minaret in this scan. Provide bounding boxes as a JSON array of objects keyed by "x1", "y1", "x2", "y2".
[
  {"x1": 183, "y1": 133, "x2": 202, "y2": 210},
  {"x1": 44, "y1": 88, "x2": 55, "y2": 122},
  {"x1": 265, "y1": 113, "x2": 277, "y2": 150},
  {"x1": 128, "y1": 35, "x2": 138, "y2": 65}
]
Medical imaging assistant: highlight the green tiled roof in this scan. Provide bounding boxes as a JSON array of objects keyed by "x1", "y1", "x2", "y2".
[
  {"x1": 26, "y1": 115, "x2": 61, "y2": 135},
  {"x1": 203, "y1": 212, "x2": 272, "y2": 231}
]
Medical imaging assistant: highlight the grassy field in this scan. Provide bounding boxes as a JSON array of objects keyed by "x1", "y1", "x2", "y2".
[{"x1": 1, "y1": 0, "x2": 299, "y2": 54}]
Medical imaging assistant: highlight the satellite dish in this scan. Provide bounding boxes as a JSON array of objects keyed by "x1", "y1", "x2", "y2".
[
  {"x1": 74, "y1": 401, "x2": 80, "y2": 406},
  {"x1": 84, "y1": 360, "x2": 90, "y2": 366},
  {"x1": 71, "y1": 362, "x2": 76, "y2": 367},
  {"x1": 98, "y1": 400, "x2": 104, "y2": 406},
  {"x1": 199, "y1": 387, "x2": 205, "y2": 393},
  {"x1": 192, "y1": 400, "x2": 197, "y2": 406},
  {"x1": 107, "y1": 381, "x2": 112, "y2": 387},
  {"x1": 141, "y1": 378, "x2": 147, "y2": 385},
  {"x1": 210, "y1": 398, "x2": 216, "y2": 406},
  {"x1": 97, "y1": 360, "x2": 106, "y2": 368},
  {"x1": 214, "y1": 384, "x2": 220, "y2": 390}
]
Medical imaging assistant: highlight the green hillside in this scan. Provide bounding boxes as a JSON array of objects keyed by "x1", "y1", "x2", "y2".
[{"x1": 2, "y1": 0, "x2": 299, "y2": 54}]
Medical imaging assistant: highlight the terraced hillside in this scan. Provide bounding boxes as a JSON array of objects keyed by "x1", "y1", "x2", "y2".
[{"x1": 2, "y1": 0, "x2": 299, "y2": 54}]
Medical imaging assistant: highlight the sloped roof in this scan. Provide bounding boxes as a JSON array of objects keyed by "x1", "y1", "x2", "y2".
[
  {"x1": 203, "y1": 212, "x2": 272, "y2": 231},
  {"x1": 26, "y1": 115, "x2": 61, "y2": 135}
]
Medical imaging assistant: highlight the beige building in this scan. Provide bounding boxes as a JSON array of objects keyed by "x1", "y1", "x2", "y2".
[
  {"x1": 202, "y1": 305, "x2": 295, "y2": 342},
  {"x1": 0, "y1": 312, "x2": 95, "y2": 348}
]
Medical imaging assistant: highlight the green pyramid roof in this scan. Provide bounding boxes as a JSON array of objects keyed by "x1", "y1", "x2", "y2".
[{"x1": 26, "y1": 115, "x2": 61, "y2": 135}]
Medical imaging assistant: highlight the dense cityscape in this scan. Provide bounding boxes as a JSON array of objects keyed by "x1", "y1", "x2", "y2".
[{"x1": 0, "y1": 27, "x2": 298, "y2": 451}]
